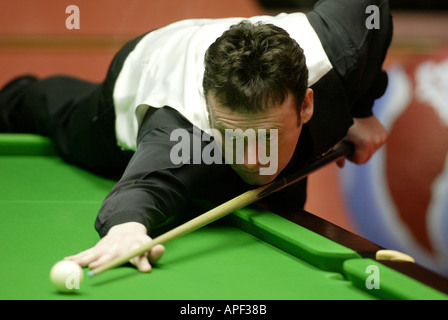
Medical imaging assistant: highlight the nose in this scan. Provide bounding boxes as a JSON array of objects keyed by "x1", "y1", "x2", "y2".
[{"x1": 243, "y1": 140, "x2": 259, "y2": 171}]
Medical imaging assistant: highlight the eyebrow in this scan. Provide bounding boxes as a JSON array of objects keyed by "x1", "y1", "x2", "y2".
[
  {"x1": 213, "y1": 123, "x2": 282, "y2": 137},
  {"x1": 209, "y1": 106, "x2": 286, "y2": 131}
]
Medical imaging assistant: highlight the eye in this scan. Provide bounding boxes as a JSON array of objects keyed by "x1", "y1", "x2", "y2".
[{"x1": 258, "y1": 129, "x2": 278, "y2": 142}]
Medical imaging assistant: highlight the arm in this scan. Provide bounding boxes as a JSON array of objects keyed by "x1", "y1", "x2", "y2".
[
  {"x1": 343, "y1": 63, "x2": 389, "y2": 165},
  {"x1": 66, "y1": 107, "x2": 247, "y2": 271},
  {"x1": 65, "y1": 125, "x2": 191, "y2": 272},
  {"x1": 307, "y1": 0, "x2": 392, "y2": 166}
]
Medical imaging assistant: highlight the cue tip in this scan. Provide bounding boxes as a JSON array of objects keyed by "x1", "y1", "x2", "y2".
[{"x1": 87, "y1": 270, "x2": 95, "y2": 278}]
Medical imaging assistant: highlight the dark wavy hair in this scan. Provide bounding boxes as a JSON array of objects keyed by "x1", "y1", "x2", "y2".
[{"x1": 203, "y1": 20, "x2": 308, "y2": 114}]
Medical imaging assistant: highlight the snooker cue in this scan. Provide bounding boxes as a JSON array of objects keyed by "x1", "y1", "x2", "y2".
[{"x1": 88, "y1": 141, "x2": 354, "y2": 276}]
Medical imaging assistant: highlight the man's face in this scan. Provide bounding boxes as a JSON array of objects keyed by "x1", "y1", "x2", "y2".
[{"x1": 206, "y1": 89, "x2": 313, "y2": 185}]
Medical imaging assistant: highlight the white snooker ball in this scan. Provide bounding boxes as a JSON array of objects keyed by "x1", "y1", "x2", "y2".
[{"x1": 50, "y1": 260, "x2": 84, "y2": 293}]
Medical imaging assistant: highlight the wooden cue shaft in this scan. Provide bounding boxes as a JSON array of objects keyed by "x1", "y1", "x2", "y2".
[{"x1": 89, "y1": 141, "x2": 353, "y2": 276}]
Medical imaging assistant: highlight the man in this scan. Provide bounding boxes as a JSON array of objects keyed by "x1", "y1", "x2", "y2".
[{"x1": 0, "y1": 0, "x2": 392, "y2": 272}]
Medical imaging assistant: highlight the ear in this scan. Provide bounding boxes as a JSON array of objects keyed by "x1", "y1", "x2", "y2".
[{"x1": 300, "y1": 88, "x2": 314, "y2": 125}]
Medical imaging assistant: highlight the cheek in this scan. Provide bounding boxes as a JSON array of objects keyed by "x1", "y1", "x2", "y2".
[
  {"x1": 277, "y1": 145, "x2": 295, "y2": 171},
  {"x1": 277, "y1": 130, "x2": 301, "y2": 170}
]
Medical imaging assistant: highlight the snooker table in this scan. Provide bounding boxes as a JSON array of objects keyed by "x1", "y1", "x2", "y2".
[{"x1": 1, "y1": 134, "x2": 447, "y2": 302}]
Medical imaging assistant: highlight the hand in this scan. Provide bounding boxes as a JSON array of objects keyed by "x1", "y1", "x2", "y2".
[
  {"x1": 337, "y1": 115, "x2": 387, "y2": 167},
  {"x1": 65, "y1": 222, "x2": 165, "y2": 273}
]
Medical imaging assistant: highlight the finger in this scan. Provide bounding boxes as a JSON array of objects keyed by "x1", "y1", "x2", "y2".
[
  {"x1": 347, "y1": 145, "x2": 374, "y2": 165},
  {"x1": 148, "y1": 244, "x2": 166, "y2": 264},
  {"x1": 336, "y1": 158, "x2": 345, "y2": 168},
  {"x1": 88, "y1": 253, "x2": 116, "y2": 270},
  {"x1": 64, "y1": 249, "x2": 99, "y2": 267},
  {"x1": 348, "y1": 152, "x2": 367, "y2": 165},
  {"x1": 64, "y1": 248, "x2": 93, "y2": 260},
  {"x1": 137, "y1": 256, "x2": 152, "y2": 273},
  {"x1": 130, "y1": 255, "x2": 152, "y2": 273},
  {"x1": 130, "y1": 245, "x2": 165, "y2": 273}
]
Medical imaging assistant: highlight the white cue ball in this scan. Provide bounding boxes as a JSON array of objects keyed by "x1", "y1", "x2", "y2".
[{"x1": 50, "y1": 260, "x2": 84, "y2": 293}]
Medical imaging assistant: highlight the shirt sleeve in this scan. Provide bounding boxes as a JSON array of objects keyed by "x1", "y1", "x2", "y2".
[
  {"x1": 94, "y1": 106, "x2": 248, "y2": 237},
  {"x1": 307, "y1": 0, "x2": 393, "y2": 118}
]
